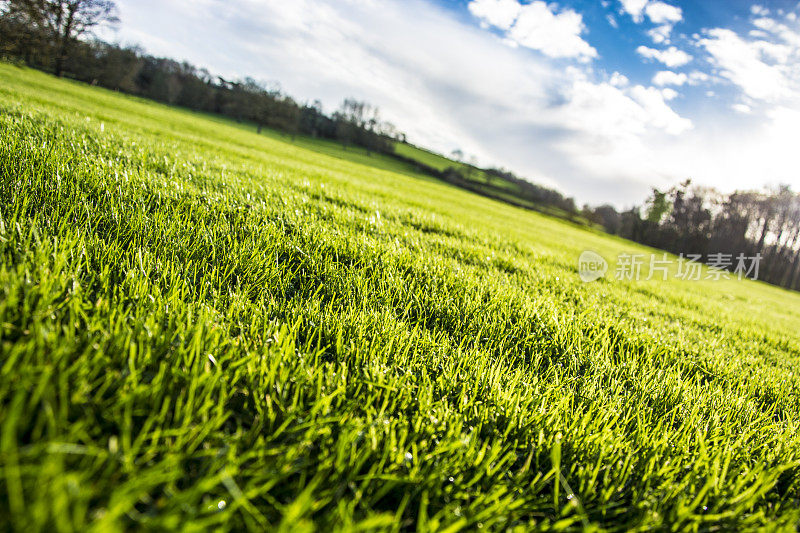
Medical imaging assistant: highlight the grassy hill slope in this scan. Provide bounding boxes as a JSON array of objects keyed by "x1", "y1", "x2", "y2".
[{"x1": 2, "y1": 63, "x2": 800, "y2": 530}]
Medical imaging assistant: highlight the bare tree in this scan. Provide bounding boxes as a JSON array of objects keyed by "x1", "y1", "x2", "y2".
[{"x1": 2, "y1": 0, "x2": 118, "y2": 76}]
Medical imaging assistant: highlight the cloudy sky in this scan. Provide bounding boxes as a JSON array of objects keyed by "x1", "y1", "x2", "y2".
[{"x1": 104, "y1": 0, "x2": 800, "y2": 207}]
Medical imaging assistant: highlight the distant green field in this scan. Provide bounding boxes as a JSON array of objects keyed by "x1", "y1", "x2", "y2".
[
  {"x1": 394, "y1": 141, "x2": 500, "y2": 189},
  {"x1": 393, "y1": 142, "x2": 580, "y2": 221},
  {"x1": 2, "y1": 63, "x2": 800, "y2": 531},
  {"x1": 394, "y1": 142, "x2": 463, "y2": 172}
]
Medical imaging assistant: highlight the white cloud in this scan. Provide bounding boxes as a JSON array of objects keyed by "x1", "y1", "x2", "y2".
[
  {"x1": 629, "y1": 85, "x2": 690, "y2": 133},
  {"x1": 752, "y1": 17, "x2": 800, "y2": 47},
  {"x1": 698, "y1": 9, "x2": 800, "y2": 106},
  {"x1": 610, "y1": 71, "x2": 629, "y2": 87},
  {"x1": 661, "y1": 87, "x2": 679, "y2": 100},
  {"x1": 619, "y1": 0, "x2": 648, "y2": 23},
  {"x1": 467, "y1": 0, "x2": 520, "y2": 30},
  {"x1": 688, "y1": 71, "x2": 710, "y2": 84},
  {"x1": 647, "y1": 24, "x2": 672, "y2": 44},
  {"x1": 558, "y1": 75, "x2": 690, "y2": 137},
  {"x1": 636, "y1": 45, "x2": 692, "y2": 67},
  {"x1": 732, "y1": 103, "x2": 752, "y2": 114},
  {"x1": 620, "y1": 0, "x2": 682, "y2": 43},
  {"x1": 469, "y1": 0, "x2": 597, "y2": 60},
  {"x1": 653, "y1": 70, "x2": 688, "y2": 86},
  {"x1": 644, "y1": 1, "x2": 682, "y2": 24},
  {"x1": 542, "y1": 76, "x2": 693, "y2": 196},
  {"x1": 749, "y1": 29, "x2": 771, "y2": 39},
  {"x1": 699, "y1": 28, "x2": 795, "y2": 102}
]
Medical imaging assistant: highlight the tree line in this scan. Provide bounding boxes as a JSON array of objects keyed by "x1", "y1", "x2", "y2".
[{"x1": 583, "y1": 182, "x2": 800, "y2": 291}]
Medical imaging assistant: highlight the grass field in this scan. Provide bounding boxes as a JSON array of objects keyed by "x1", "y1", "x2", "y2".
[{"x1": 2, "y1": 63, "x2": 800, "y2": 531}]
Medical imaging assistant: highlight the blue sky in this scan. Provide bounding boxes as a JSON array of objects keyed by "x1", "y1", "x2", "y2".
[{"x1": 104, "y1": 0, "x2": 800, "y2": 207}]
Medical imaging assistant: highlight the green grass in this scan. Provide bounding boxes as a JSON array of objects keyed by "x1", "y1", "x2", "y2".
[{"x1": 2, "y1": 62, "x2": 800, "y2": 531}]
